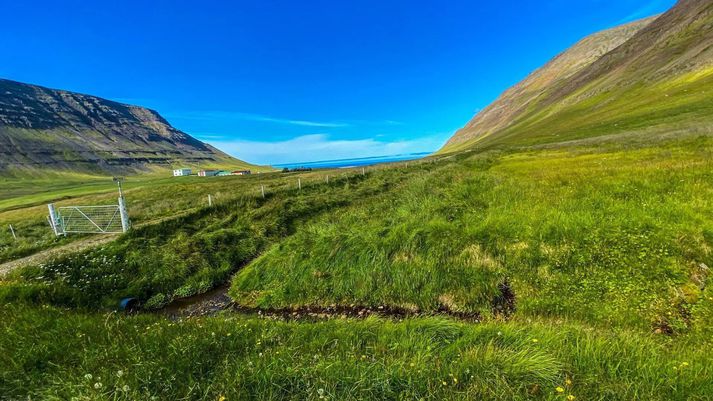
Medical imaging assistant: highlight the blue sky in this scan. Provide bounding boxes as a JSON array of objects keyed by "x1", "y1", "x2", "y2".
[{"x1": 0, "y1": 0, "x2": 675, "y2": 165}]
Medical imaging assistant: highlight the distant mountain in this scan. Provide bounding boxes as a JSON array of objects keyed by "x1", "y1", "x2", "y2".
[
  {"x1": 0, "y1": 78, "x2": 250, "y2": 175},
  {"x1": 441, "y1": 0, "x2": 713, "y2": 153}
]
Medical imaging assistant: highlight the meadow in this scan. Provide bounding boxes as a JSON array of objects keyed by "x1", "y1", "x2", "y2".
[
  {"x1": 1, "y1": 134, "x2": 712, "y2": 400},
  {"x1": 0, "y1": 168, "x2": 350, "y2": 265}
]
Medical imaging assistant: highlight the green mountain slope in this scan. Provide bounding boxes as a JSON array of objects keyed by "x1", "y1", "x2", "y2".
[
  {"x1": 0, "y1": 78, "x2": 253, "y2": 176},
  {"x1": 441, "y1": 0, "x2": 713, "y2": 153}
]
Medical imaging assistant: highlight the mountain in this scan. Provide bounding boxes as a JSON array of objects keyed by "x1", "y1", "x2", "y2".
[
  {"x1": 441, "y1": 0, "x2": 713, "y2": 153},
  {"x1": 0, "y1": 78, "x2": 250, "y2": 175}
]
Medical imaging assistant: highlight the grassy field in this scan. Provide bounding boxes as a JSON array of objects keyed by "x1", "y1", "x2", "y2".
[
  {"x1": 0, "y1": 165, "x2": 419, "y2": 308},
  {"x1": 0, "y1": 168, "x2": 342, "y2": 265},
  {"x1": 1, "y1": 135, "x2": 712, "y2": 400}
]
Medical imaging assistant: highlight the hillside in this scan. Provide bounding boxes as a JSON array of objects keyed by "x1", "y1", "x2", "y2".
[
  {"x1": 442, "y1": 0, "x2": 713, "y2": 152},
  {"x1": 0, "y1": 78, "x2": 250, "y2": 175}
]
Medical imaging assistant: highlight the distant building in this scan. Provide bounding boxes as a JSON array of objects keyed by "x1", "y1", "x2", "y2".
[
  {"x1": 198, "y1": 170, "x2": 219, "y2": 177},
  {"x1": 232, "y1": 170, "x2": 252, "y2": 176},
  {"x1": 216, "y1": 170, "x2": 231, "y2": 176},
  {"x1": 173, "y1": 168, "x2": 191, "y2": 177}
]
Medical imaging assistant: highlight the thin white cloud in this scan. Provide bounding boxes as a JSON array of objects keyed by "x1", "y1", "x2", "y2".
[
  {"x1": 166, "y1": 110, "x2": 350, "y2": 128},
  {"x1": 206, "y1": 133, "x2": 450, "y2": 165}
]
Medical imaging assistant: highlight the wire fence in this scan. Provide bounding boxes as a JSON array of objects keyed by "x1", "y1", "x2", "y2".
[
  {"x1": 2, "y1": 154, "x2": 470, "y2": 250},
  {"x1": 201, "y1": 155, "x2": 449, "y2": 208},
  {"x1": 3, "y1": 156, "x2": 449, "y2": 243}
]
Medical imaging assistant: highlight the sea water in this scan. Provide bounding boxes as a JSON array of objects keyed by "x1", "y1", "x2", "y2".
[{"x1": 274, "y1": 152, "x2": 430, "y2": 170}]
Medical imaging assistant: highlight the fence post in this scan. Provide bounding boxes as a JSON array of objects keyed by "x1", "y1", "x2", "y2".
[
  {"x1": 118, "y1": 196, "x2": 131, "y2": 233},
  {"x1": 261, "y1": 185, "x2": 265, "y2": 198},
  {"x1": 8, "y1": 224, "x2": 16, "y2": 240},
  {"x1": 208, "y1": 194, "x2": 213, "y2": 207},
  {"x1": 362, "y1": 167, "x2": 365, "y2": 176},
  {"x1": 47, "y1": 203, "x2": 62, "y2": 236},
  {"x1": 326, "y1": 175, "x2": 329, "y2": 184},
  {"x1": 298, "y1": 178, "x2": 301, "y2": 190}
]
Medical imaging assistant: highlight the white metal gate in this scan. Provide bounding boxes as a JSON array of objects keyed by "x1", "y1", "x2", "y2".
[
  {"x1": 48, "y1": 197, "x2": 130, "y2": 235},
  {"x1": 59, "y1": 205, "x2": 124, "y2": 234}
]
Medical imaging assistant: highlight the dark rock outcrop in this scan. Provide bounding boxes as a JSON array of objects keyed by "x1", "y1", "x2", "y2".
[{"x1": 0, "y1": 78, "x2": 241, "y2": 175}]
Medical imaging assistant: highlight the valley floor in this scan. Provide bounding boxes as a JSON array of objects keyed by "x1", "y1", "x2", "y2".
[{"x1": 1, "y1": 134, "x2": 712, "y2": 400}]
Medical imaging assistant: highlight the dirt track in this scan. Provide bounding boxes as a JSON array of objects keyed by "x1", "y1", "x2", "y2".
[
  {"x1": 0, "y1": 211, "x2": 196, "y2": 277},
  {"x1": 0, "y1": 235, "x2": 117, "y2": 276}
]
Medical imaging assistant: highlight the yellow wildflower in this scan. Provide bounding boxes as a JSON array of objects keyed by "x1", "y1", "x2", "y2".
[
  {"x1": 556, "y1": 386, "x2": 565, "y2": 393},
  {"x1": 567, "y1": 395, "x2": 576, "y2": 401}
]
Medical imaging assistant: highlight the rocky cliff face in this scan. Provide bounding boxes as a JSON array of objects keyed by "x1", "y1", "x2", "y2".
[
  {"x1": 442, "y1": 0, "x2": 713, "y2": 152},
  {"x1": 0, "y1": 78, "x2": 240, "y2": 175}
]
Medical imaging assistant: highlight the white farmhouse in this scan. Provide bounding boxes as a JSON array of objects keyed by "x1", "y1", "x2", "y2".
[{"x1": 173, "y1": 168, "x2": 191, "y2": 177}]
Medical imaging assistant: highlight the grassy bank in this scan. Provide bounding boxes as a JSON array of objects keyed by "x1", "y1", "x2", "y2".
[
  {"x1": 231, "y1": 136, "x2": 713, "y2": 332},
  {"x1": 0, "y1": 166, "x2": 420, "y2": 308}
]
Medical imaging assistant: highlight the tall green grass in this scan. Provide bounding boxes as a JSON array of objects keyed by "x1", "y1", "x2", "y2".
[
  {"x1": 2, "y1": 304, "x2": 710, "y2": 401},
  {"x1": 232, "y1": 137, "x2": 713, "y2": 332}
]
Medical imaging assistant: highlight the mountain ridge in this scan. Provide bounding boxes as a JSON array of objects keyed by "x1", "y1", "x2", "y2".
[
  {"x1": 441, "y1": 16, "x2": 658, "y2": 151},
  {"x1": 0, "y1": 78, "x2": 250, "y2": 176},
  {"x1": 441, "y1": 0, "x2": 713, "y2": 153}
]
